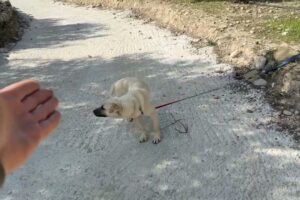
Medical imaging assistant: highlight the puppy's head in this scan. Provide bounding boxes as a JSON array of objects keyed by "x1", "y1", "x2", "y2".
[{"x1": 93, "y1": 100, "x2": 123, "y2": 118}]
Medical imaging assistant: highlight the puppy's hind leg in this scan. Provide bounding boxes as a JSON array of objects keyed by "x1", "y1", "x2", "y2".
[{"x1": 133, "y1": 117, "x2": 148, "y2": 143}]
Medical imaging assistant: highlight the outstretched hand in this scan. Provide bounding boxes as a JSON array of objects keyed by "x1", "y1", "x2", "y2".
[{"x1": 0, "y1": 80, "x2": 61, "y2": 174}]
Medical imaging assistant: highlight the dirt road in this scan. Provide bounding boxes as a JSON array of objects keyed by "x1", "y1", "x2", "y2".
[{"x1": 0, "y1": 0, "x2": 299, "y2": 199}]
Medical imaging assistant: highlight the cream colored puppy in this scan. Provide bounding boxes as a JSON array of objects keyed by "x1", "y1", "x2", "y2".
[{"x1": 93, "y1": 77, "x2": 161, "y2": 144}]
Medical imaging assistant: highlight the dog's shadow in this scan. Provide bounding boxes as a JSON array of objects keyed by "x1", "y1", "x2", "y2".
[{"x1": 126, "y1": 111, "x2": 190, "y2": 141}]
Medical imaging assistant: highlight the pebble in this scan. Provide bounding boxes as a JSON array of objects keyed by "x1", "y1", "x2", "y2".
[
  {"x1": 254, "y1": 56, "x2": 267, "y2": 70},
  {"x1": 253, "y1": 79, "x2": 267, "y2": 86},
  {"x1": 230, "y1": 50, "x2": 241, "y2": 58},
  {"x1": 283, "y1": 110, "x2": 293, "y2": 116}
]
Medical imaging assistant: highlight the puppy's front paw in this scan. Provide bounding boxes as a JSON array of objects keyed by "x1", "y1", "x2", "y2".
[
  {"x1": 139, "y1": 134, "x2": 148, "y2": 143},
  {"x1": 152, "y1": 135, "x2": 161, "y2": 144}
]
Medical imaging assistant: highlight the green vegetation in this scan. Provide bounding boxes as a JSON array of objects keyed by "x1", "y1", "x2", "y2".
[{"x1": 265, "y1": 18, "x2": 300, "y2": 43}]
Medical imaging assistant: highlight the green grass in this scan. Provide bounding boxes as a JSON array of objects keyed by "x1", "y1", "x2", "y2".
[{"x1": 266, "y1": 18, "x2": 300, "y2": 43}]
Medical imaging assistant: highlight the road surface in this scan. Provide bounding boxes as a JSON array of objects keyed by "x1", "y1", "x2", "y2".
[{"x1": 0, "y1": 0, "x2": 299, "y2": 199}]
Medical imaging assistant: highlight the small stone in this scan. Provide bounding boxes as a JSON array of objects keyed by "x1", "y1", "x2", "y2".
[
  {"x1": 254, "y1": 56, "x2": 267, "y2": 70},
  {"x1": 253, "y1": 78, "x2": 267, "y2": 86},
  {"x1": 230, "y1": 50, "x2": 242, "y2": 58},
  {"x1": 244, "y1": 69, "x2": 259, "y2": 80},
  {"x1": 280, "y1": 99, "x2": 287, "y2": 104},
  {"x1": 250, "y1": 30, "x2": 255, "y2": 34},
  {"x1": 258, "y1": 8, "x2": 262, "y2": 14},
  {"x1": 247, "y1": 109, "x2": 254, "y2": 113},
  {"x1": 283, "y1": 110, "x2": 293, "y2": 116},
  {"x1": 295, "y1": 110, "x2": 299, "y2": 115},
  {"x1": 271, "y1": 82, "x2": 275, "y2": 88}
]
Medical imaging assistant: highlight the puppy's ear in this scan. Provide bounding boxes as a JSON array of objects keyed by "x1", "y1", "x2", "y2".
[{"x1": 109, "y1": 103, "x2": 122, "y2": 114}]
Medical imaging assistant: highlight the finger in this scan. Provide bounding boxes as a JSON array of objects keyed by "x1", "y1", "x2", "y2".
[
  {"x1": 22, "y1": 89, "x2": 53, "y2": 112},
  {"x1": 1, "y1": 80, "x2": 40, "y2": 100},
  {"x1": 39, "y1": 111, "x2": 61, "y2": 139},
  {"x1": 31, "y1": 97, "x2": 59, "y2": 121}
]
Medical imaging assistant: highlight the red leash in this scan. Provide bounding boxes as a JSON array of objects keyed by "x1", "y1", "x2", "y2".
[{"x1": 155, "y1": 87, "x2": 223, "y2": 109}]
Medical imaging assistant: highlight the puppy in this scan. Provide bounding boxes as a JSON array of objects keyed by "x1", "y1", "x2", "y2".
[{"x1": 93, "y1": 77, "x2": 161, "y2": 144}]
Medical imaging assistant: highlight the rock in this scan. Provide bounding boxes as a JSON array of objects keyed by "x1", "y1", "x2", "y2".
[
  {"x1": 244, "y1": 69, "x2": 260, "y2": 80},
  {"x1": 230, "y1": 50, "x2": 242, "y2": 58},
  {"x1": 280, "y1": 99, "x2": 287, "y2": 104},
  {"x1": 295, "y1": 110, "x2": 299, "y2": 115},
  {"x1": 253, "y1": 78, "x2": 267, "y2": 86},
  {"x1": 250, "y1": 30, "x2": 255, "y2": 34},
  {"x1": 274, "y1": 43, "x2": 298, "y2": 61},
  {"x1": 258, "y1": 8, "x2": 262, "y2": 14},
  {"x1": 283, "y1": 110, "x2": 293, "y2": 116},
  {"x1": 246, "y1": 109, "x2": 254, "y2": 113},
  {"x1": 254, "y1": 56, "x2": 267, "y2": 70}
]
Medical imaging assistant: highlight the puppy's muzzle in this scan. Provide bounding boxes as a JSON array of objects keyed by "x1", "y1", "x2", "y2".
[{"x1": 93, "y1": 106, "x2": 107, "y2": 117}]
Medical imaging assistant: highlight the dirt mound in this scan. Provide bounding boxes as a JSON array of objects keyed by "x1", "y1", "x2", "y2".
[{"x1": 0, "y1": 0, "x2": 29, "y2": 49}]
